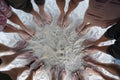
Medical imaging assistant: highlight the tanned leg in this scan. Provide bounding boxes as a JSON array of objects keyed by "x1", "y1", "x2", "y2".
[
  {"x1": 56, "y1": 0, "x2": 65, "y2": 26},
  {"x1": 76, "y1": 70, "x2": 85, "y2": 80},
  {"x1": 0, "y1": 50, "x2": 33, "y2": 68},
  {"x1": 26, "y1": 71, "x2": 35, "y2": 80},
  {"x1": 38, "y1": 4, "x2": 52, "y2": 24},
  {"x1": 71, "y1": 72, "x2": 79, "y2": 80},
  {"x1": 8, "y1": 11, "x2": 35, "y2": 37},
  {"x1": 2, "y1": 66, "x2": 29, "y2": 80},
  {"x1": 76, "y1": 22, "x2": 93, "y2": 36},
  {"x1": 31, "y1": 9, "x2": 43, "y2": 26},
  {"x1": 63, "y1": 0, "x2": 81, "y2": 27},
  {"x1": 0, "y1": 43, "x2": 13, "y2": 52},
  {"x1": 82, "y1": 35, "x2": 109, "y2": 48},
  {"x1": 84, "y1": 56, "x2": 120, "y2": 76},
  {"x1": 3, "y1": 24, "x2": 32, "y2": 41},
  {"x1": 94, "y1": 69, "x2": 117, "y2": 80},
  {"x1": 50, "y1": 65, "x2": 56, "y2": 80},
  {"x1": 58, "y1": 68, "x2": 66, "y2": 80}
]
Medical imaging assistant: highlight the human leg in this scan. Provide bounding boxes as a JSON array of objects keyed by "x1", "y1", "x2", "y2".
[
  {"x1": 56, "y1": 0, "x2": 65, "y2": 26},
  {"x1": 0, "y1": 43, "x2": 13, "y2": 52},
  {"x1": 25, "y1": 70, "x2": 35, "y2": 80},
  {"x1": 17, "y1": 29, "x2": 33, "y2": 41},
  {"x1": 58, "y1": 68, "x2": 66, "y2": 80},
  {"x1": 8, "y1": 11, "x2": 35, "y2": 37},
  {"x1": 3, "y1": 24, "x2": 32, "y2": 41},
  {"x1": 35, "y1": 0, "x2": 52, "y2": 24},
  {"x1": 0, "y1": 41, "x2": 28, "y2": 53},
  {"x1": 76, "y1": 21, "x2": 94, "y2": 36},
  {"x1": 71, "y1": 69, "x2": 85, "y2": 80},
  {"x1": 76, "y1": 69, "x2": 85, "y2": 80},
  {"x1": 71, "y1": 72, "x2": 79, "y2": 80},
  {"x1": 0, "y1": 50, "x2": 33, "y2": 68},
  {"x1": 6, "y1": 0, "x2": 43, "y2": 26},
  {"x1": 25, "y1": 60, "x2": 45, "y2": 80},
  {"x1": 26, "y1": 61, "x2": 44, "y2": 80},
  {"x1": 50, "y1": 65, "x2": 57, "y2": 80},
  {"x1": 84, "y1": 56, "x2": 120, "y2": 76},
  {"x1": 12, "y1": 41, "x2": 28, "y2": 51},
  {"x1": 82, "y1": 35, "x2": 109, "y2": 48},
  {"x1": 30, "y1": 9, "x2": 43, "y2": 26},
  {"x1": 86, "y1": 67, "x2": 117, "y2": 80},
  {"x1": 81, "y1": 34, "x2": 110, "y2": 54},
  {"x1": 63, "y1": 0, "x2": 81, "y2": 27},
  {"x1": 1, "y1": 66, "x2": 28, "y2": 80},
  {"x1": 1, "y1": 55, "x2": 37, "y2": 80}
]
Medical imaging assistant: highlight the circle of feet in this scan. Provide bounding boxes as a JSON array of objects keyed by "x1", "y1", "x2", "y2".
[
  {"x1": 2, "y1": 0, "x2": 119, "y2": 80},
  {"x1": 24, "y1": 23, "x2": 86, "y2": 80}
]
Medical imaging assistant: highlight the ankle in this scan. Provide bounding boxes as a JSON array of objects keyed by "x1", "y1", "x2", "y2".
[
  {"x1": 60, "y1": 12, "x2": 65, "y2": 17},
  {"x1": 64, "y1": 14, "x2": 69, "y2": 19}
]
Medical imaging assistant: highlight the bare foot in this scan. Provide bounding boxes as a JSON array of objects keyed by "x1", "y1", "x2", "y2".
[
  {"x1": 76, "y1": 23, "x2": 85, "y2": 35},
  {"x1": 76, "y1": 70, "x2": 85, "y2": 80},
  {"x1": 81, "y1": 45, "x2": 98, "y2": 54},
  {"x1": 37, "y1": 63, "x2": 44, "y2": 73},
  {"x1": 76, "y1": 23, "x2": 91, "y2": 36},
  {"x1": 58, "y1": 68, "x2": 66, "y2": 80},
  {"x1": 79, "y1": 25, "x2": 91, "y2": 36},
  {"x1": 82, "y1": 39, "x2": 96, "y2": 48},
  {"x1": 31, "y1": 10, "x2": 43, "y2": 26},
  {"x1": 40, "y1": 11, "x2": 52, "y2": 24},
  {"x1": 17, "y1": 49, "x2": 34, "y2": 57},
  {"x1": 33, "y1": 16, "x2": 43, "y2": 27},
  {"x1": 50, "y1": 65, "x2": 57, "y2": 80},
  {"x1": 71, "y1": 72, "x2": 78, "y2": 80},
  {"x1": 32, "y1": 61, "x2": 44, "y2": 72},
  {"x1": 83, "y1": 56, "x2": 98, "y2": 64},
  {"x1": 25, "y1": 57, "x2": 37, "y2": 68},
  {"x1": 33, "y1": 61, "x2": 45, "y2": 74},
  {"x1": 86, "y1": 67, "x2": 99, "y2": 76},
  {"x1": 13, "y1": 41, "x2": 28, "y2": 51},
  {"x1": 62, "y1": 15, "x2": 70, "y2": 28},
  {"x1": 24, "y1": 27, "x2": 36, "y2": 37},
  {"x1": 18, "y1": 30, "x2": 32, "y2": 41},
  {"x1": 57, "y1": 14, "x2": 65, "y2": 27}
]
